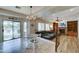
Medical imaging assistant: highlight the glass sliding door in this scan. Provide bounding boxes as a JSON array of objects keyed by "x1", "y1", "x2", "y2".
[
  {"x1": 3, "y1": 20, "x2": 21, "y2": 41},
  {"x1": 13, "y1": 22, "x2": 20, "y2": 38},
  {"x1": 3, "y1": 21, "x2": 13, "y2": 40}
]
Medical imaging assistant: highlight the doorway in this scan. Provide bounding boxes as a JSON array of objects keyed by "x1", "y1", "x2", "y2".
[{"x1": 3, "y1": 20, "x2": 21, "y2": 41}]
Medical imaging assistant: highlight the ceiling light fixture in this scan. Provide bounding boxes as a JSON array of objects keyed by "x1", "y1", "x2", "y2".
[
  {"x1": 26, "y1": 6, "x2": 37, "y2": 20},
  {"x1": 56, "y1": 17, "x2": 63, "y2": 22},
  {"x1": 70, "y1": 8, "x2": 74, "y2": 12}
]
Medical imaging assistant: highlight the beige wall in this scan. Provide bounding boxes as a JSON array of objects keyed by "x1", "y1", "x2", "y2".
[
  {"x1": 78, "y1": 20, "x2": 79, "y2": 39},
  {"x1": 30, "y1": 18, "x2": 49, "y2": 34}
]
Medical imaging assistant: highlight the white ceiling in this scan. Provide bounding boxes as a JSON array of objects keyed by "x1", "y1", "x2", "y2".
[
  {"x1": 0, "y1": 6, "x2": 46, "y2": 15},
  {"x1": 0, "y1": 6, "x2": 79, "y2": 22}
]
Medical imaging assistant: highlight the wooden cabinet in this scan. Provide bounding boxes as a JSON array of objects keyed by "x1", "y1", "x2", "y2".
[{"x1": 67, "y1": 21, "x2": 78, "y2": 36}]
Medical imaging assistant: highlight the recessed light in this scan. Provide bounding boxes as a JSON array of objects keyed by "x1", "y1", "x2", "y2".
[{"x1": 70, "y1": 8, "x2": 74, "y2": 12}]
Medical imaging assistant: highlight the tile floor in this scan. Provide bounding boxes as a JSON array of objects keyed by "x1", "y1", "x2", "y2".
[
  {"x1": 0, "y1": 38, "x2": 30, "y2": 53},
  {"x1": 0, "y1": 37, "x2": 55, "y2": 53},
  {"x1": 0, "y1": 35, "x2": 79, "y2": 53}
]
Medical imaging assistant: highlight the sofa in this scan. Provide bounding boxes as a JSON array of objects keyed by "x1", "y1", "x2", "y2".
[{"x1": 35, "y1": 31, "x2": 56, "y2": 40}]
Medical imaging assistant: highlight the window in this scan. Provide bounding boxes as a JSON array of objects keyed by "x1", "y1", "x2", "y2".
[
  {"x1": 38, "y1": 23, "x2": 53, "y2": 31},
  {"x1": 23, "y1": 22, "x2": 27, "y2": 37},
  {"x1": 50, "y1": 24, "x2": 53, "y2": 30},
  {"x1": 45, "y1": 24, "x2": 50, "y2": 31},
  {"x1": 38, "y1": 23, "x2": 45, "y2": 31}
]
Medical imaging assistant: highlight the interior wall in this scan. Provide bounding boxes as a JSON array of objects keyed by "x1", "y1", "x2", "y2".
[
  {"x1": 0, "y1": 17, "x2": 3, "y2": 42},
  {"x1": 0, "y1": 16, "x2": 11, "y2": 42},
  {"x1": 30, "y1": 18, "x2": 49, "y2": 34},
  {"x1": 20, "y1": 18, "x2": 30, "y2": 38},
  {"x1": 78, "y1": 20, "x2": 79, "y2": 39}
]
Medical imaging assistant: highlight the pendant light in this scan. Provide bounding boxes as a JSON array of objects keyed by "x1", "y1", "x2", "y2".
[{"x1": 26, "y1": 6, "x2": 36, "y2": 20}]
